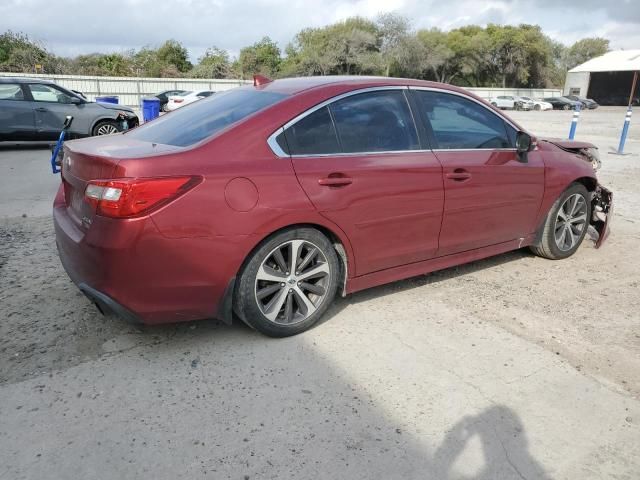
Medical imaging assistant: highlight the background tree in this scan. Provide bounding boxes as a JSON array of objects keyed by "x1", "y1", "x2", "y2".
[
  {"x1": 0, "y1": 31, "x2": 56, "y2": 73},
  {"x1": 0, "y1": 24, "x2": 614, "y2": 86},
  {"x1": 563, "y1": 37, "x2": 610, "y2": 70},
  {"x1": 191, "y1": 47, "x2": 231, "y2": 78},
  {"x1": 156, "y1": 39, "x2": 192, "y2": 73},
  {"x1": 236, "y1": 37, "x2": 281, "y2": 79}
]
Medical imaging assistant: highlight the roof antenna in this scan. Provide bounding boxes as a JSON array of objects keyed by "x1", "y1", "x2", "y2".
[{"x1": 253, "y1": 74, "x2": 273, "y2": 86}]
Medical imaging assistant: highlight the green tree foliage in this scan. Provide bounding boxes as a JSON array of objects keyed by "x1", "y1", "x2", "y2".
[
  {"x1": 282, "y1": 17, "x2": 382, "y2": 76},
  {"x1": 156, "y1": 39, "x2": 192, "y2": 73},
  {"x1": 0, "y1": 31, "x2": 56, "y2": 73},
  {"x1": 563, "y1": 37, "x2": 610, "y2": 70},
  {"x1": 236, "y1": 37, "x2": 281, "y2": 79},
  {"x1": 0, "y1": 22, "x2": 612, "y2": 87},
  {"x1": 191, "y1": 47, "x2": 231, "y2": 78}
]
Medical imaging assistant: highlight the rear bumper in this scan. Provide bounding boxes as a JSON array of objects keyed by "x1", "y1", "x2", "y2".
[
  {"x1": 591, "y1": 184, "x2": 613, "y2": 248},
  {"x1": 78, "y1": 283, "x2": 142, "y2": 324},
  {"x1": 53, "y1": 185, "x2": 247, "y2": 325}
]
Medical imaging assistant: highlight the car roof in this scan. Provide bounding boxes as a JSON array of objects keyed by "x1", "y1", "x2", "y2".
[
  {"x1": 0, "y1": 77, "x2": 55, "y2": 84},
  {"x1": 250, "y1": 75, "x2": 478, "y2": 97}
]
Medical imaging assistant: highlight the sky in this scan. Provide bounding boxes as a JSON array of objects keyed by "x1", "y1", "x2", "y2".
[{"x1": 2, "y1": 0, "x2": 639, "y2": 61}]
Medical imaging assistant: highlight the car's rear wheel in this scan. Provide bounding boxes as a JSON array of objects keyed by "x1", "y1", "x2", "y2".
[
  {"x1": 235, "y1": 228, "x2": 340, "y2": 337},
  {"x1": 92, "y1": 120, "x2": 120, "y2": 136},
  {"x1": 563, "y1": 104, "x2": 571, "y2": 111},
  {"x1": 491, "y1": 102, "x2": 498, "y2": 107},
  {"x1": 530, "y1": 183, "x2": 591, "y2": 260},
  {"x1": 534, "y1": 104, "x2": 541, "y2": 111},
  {"x1": 161, "y1": 103, "x2": 169, "y2": 112}
]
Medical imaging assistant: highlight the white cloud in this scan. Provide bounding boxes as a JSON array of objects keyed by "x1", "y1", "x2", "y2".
[{"x1": 1, "y1": 0, "x2": 638, "y2": 60}]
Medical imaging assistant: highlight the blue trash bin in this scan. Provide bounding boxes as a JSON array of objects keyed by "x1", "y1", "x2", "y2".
[
  {"x1": 142, "y1": 98, "x2": 161, "y2": 122},
  {"x1": 96, "y1": 96, "x2": 119, "y2": 104}
]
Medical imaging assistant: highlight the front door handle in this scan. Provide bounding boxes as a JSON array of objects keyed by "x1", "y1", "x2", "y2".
[
  {"x1": 35, "y1": 107, "x2": 48, "y2": 112},
  {"x1": 445, "y1": 169, "x2": 472, "y2": 181},
  {"x1": 318, "y1": 176, "x2": 352, "y2": 187}
]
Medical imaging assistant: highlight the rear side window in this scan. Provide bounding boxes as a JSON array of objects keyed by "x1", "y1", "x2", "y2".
[
  {"x1": 284, "y1": 106, "x2": 340, "y2": 155},
  {"x1": 0, "y1": 83, "x2": 24, "y2": 101},
  {"x1": 128, "y1": 88, "x2": 287, "y2": 147},
  {"x1": 415, "y1": 91, "x2": 512, "y2": 149},
  {"x1": 330, "y1": 90, "x2": 419, "y2": 153}
]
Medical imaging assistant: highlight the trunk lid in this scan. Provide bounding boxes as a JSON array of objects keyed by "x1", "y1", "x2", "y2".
[{"x1": 60, "y1": 134, "x2": 183, "y2": 230}]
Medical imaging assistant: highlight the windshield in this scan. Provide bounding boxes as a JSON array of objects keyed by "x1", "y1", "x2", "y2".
[{"x1": 127, "y1": 88, "x2": 287, "y2": 147}]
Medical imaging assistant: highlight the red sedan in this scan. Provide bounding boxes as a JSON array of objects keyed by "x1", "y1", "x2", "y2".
[{"x1": 53, "y1": 76, "x2": 612, "y2": 337}]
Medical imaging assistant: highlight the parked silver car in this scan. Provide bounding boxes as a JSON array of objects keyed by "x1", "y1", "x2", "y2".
[
  {"x1": 0, "y1": 77, "x2": 138, "y2": 141},
  {"x1": 489, "y1": 95, "x2": 532, "y2": 110}
]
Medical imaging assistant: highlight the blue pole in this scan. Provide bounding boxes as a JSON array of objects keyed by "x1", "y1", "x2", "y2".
[
  {"x1": 617, "y1": 106, "x2": 633, "y2": 154},
  {"x1": 50, "y1": 130, "x2": 65, "y2": 174},
  {"x1": 568, "y1": 103, "x2": 581, "y2": 140}
]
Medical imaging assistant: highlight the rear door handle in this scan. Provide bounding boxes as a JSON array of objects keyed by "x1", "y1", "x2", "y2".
[
  {"x1": 445, "y1": 170, "x2": 472, "y2": 181},
  {"x1": 35, "y1": 107, "x2": 48, "y2": 112},
  {"x1": 318, "y1": 176, "x2": 352, "y2": 187}
]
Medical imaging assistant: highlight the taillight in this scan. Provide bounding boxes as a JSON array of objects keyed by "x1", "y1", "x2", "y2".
[
  {"x1": 84, "y1": 176, "x2": 201, "y2": 218},
  {"x1": 174, "y1": 99, "x2": 183, "y2": 103}
]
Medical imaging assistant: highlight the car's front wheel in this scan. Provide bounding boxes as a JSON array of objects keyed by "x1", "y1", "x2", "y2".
[
  {"x1": 530, "y1": 183, "x2": 592, "y2": 260},
  {"x1": 235, "y1": 228, "x2": 340, "y2": 337},
  {"x1": 92, "y1": 120, "x2": 120, "y2": 136}
]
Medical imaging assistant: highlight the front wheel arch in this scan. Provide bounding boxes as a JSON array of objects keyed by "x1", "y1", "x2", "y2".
[
  {"x1": 91, "y1": 117, "x2": 121, "y2": 136},
  {"x1": 530, "y1": 182, "x2": 593, "y2": 259}
]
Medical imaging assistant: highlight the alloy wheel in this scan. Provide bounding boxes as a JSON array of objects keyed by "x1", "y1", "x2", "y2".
[
  {"x1": 554, "y1": 193, "x2": 588, "y2": 251},
  {"x1": 96, "y1": 123, "x2": 119, "y2": 135},
  {"x1": 254, "y1": 239, "x2": 330, "y2": 325}
]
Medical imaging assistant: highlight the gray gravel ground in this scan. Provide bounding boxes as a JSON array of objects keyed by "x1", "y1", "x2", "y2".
[{"x1": 0, "y1": 107, "x2": 639, "y2": 479}]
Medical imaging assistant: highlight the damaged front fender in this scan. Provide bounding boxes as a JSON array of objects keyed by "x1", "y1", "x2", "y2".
[{"x1": 591, "y1": 185, "x2": 613, "y2": 248}]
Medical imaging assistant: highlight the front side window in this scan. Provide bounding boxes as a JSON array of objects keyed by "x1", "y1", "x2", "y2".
[
  {"x1": 329, "y1": 90, "x2": 419, "y2": 153},
  {"x1": 28, "y1": 84, "x2": 75, "y2": 103},
  {"x1": 415, "y1": 91, "x2": 512, "y2": 149},
  {"x1": 128, "y1": 88, "x2": 287, "y2": 147},
  {"x1": 0, "y1": 83, "x2": 24, "y2": 100}
]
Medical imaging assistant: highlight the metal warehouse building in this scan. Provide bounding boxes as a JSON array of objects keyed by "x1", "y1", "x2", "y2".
[{"x1": 564, "y1": 50, "x2": 640, "y2": 106}]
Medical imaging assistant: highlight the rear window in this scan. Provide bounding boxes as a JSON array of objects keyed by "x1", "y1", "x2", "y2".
[{"x1": 128, "y1": 88, "x2": 287, "y2": 147}]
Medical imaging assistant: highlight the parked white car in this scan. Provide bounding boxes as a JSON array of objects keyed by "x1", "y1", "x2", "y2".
[
  {"x1": 488, "y1": 95, "x2": 532, "y2": 110},
  {"x1": 520, "y1": 96, "x2": 553, "y2": 111},
  {"x1": 166, "y1": 90, "x2": 215, "y2": 111}
]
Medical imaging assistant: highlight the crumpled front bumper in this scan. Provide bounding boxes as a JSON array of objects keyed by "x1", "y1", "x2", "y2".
[{"x1": 591, "y1": 185, "x2": 613, "y2": 248}]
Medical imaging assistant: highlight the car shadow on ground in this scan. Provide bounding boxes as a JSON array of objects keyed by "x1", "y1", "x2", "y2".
[
  {"x1": 317, "y1": 248, "x2": 532, "y2": 329},
  {"x1": 0, "y1": 142, "x2": 53, "y2": 151},
  {"x1": 0, "y1": 218, "x2": 557, "y2": 477}
]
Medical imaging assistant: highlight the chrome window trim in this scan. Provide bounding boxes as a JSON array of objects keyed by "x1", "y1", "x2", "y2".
[
  {"x1": 289, "y1": 149, "x2": 433, "y2": 159},
  {"x1": 267, "y1": 86, "x2": 411, "y2": 158},
  {"x1": 266, "y1": 127, "x2": 288, "y2": 157},
  {"x1": 408, "y1": 86, "x2": 520, "y2": 132},
  {"x1": 266, "y1": 85, "x2": 520, "y2": 158}
]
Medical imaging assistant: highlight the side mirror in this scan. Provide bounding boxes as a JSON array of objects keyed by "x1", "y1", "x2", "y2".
[
  {"x1": 515, "y1": 131, "x2": 532, "y2": 162},
  {"x1": 63, "y1": 116, "x2": 74, "y2": 130},
  {"x1": 70, "y1": 97, "x2": 83, "y2": 105}
]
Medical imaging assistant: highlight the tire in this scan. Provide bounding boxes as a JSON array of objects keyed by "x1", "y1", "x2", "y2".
[
  {"x1": 234, "y1": 227, "x2": 340, "y2": 337},
  {"x1": 161, "y1": 103, "x2": 169, "y2": 112},
  {"x1": 563, "y1": 104, "x2": 571, "y2": 111},
  {"x1": 491, "y1": 102, "x2": 498, "y2": 107},
  {"x1": 92, "y1": 120, "x2": 120, "y2": 136},
  {"x1": 530, "y1": 183, "x2": 592, "y2": 260},
  {"x1": 534, "y1": 104, "x2": 541, "y2": 111}
]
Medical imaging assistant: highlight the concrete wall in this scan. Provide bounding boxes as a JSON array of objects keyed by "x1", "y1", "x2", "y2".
[
  {"x1": 0, "y1": 72, "x2": 563, "y2": 106},
  {"x1": 0, "y1": 72, "x2": 250, "y2": 106},
  {"x1": 466, "y1": 87, "x2": 562, "y2": 100},
  {"x1": 563, "y1": 72, "x2": 591, "y2": 97}
]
